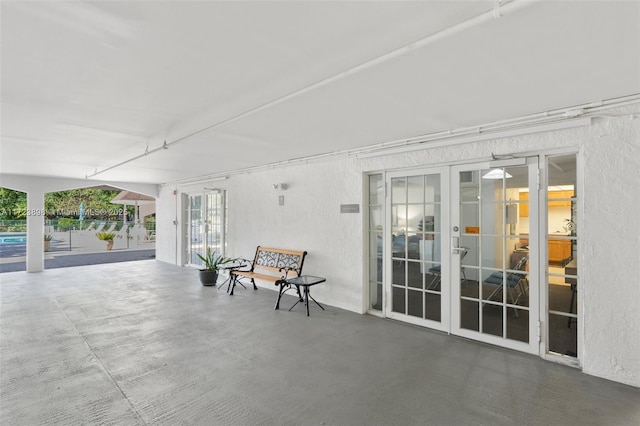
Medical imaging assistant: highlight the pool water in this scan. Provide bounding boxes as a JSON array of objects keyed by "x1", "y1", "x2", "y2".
[{"x1": 0, "y1": 233, "x2": 27, "y2": 244}]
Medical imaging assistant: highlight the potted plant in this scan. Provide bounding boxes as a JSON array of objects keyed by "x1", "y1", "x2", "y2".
[
  {"x1": 196, "y1": 248, "x2": 233, "y2": 286},
  {"x1": 44, "y1": 234, "x2": 53, "y2": 252},
  {"x1": 563, "y1": 218, "x2": 576, "y2": 236},
  {"x1": 96, "y1": 231, "x2": 116, "y2": 250}
]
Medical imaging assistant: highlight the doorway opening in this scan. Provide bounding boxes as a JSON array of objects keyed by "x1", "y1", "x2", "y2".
[
  {"x1": 366, "y1": 152, "x2": 580, "y2": 361},
  {"x1": 186, "y1": 190, "x2": 227, "y2": 267}
]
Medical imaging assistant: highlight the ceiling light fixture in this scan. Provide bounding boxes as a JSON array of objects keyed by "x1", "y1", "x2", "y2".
[{"x1": 482, "y1": 169, "x2": 512, "y2": 179}]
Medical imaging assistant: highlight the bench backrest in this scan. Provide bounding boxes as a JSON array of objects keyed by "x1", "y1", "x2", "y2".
[{"x1": 251, "y1": 246, "x2": 307, "y2": 278}]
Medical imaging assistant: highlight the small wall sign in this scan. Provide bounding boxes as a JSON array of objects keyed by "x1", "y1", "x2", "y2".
[{"x1": 340, "y1": 204, "x2": 360, "y2": 213}]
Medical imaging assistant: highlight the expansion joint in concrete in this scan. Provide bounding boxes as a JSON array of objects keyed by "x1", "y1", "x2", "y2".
[{"x1": 53, "y1": 296, "x2": 148, "y2": 425}]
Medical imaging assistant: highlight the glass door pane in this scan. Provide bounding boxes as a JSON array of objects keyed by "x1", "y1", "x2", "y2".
[
  {"x1": 545, "y1": 154, "x2": 578, "y2": 358},
  {"x1": 367, "y1": 174, "x2": 384, "y2": 312},
  {"x1": 206, "y1": 191, "x2": 225, "y2": 255},
  {"x1": 188, "y1": 194, "x2": 205, "y2": 265}
]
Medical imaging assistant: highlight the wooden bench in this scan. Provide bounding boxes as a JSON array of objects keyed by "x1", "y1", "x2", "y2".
[{"x1": 229, "y1": 246, "x2": 307, "y2": 295}]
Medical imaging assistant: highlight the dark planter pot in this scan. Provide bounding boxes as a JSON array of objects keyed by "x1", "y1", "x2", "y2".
[{"x1": 199, "y1": 270, "x2": 219, "y2": 286}]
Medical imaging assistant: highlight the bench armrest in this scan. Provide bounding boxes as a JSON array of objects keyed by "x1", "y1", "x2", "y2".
[
  {"x1": 232, "y1": 257, "x2": 253, "y2": 272},
  {"x1": 274, "y1": 278, "x2": 288, "y2": 287},
  {"x1": 278, "y1": 266, "x2": 297, "y2": 279}
]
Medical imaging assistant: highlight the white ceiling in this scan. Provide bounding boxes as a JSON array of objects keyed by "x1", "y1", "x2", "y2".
[{"x1": 2, "y1": 1, "x2": 639, "y2": 185}]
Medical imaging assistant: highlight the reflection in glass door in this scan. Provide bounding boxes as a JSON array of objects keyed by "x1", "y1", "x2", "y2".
[
  {"x1": 367, "y1": 174, "x2": 384, "y2": 312},
  {"x1": 187, "y1": 191, "x2": 226, "y2": 266},
  {"x1": 188, "y1": 194, "x2": 205, "y2": 265},
  {"x1": 385, "y1": 168, "x2": 449, "y2": 331},
  {"x1": 451, "y1": 159, "x2": 539, "y2": 353}
]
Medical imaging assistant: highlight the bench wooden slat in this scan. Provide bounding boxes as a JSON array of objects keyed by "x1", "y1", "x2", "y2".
[{"x1": 232, "y1": 271, "x2": 295, "y2": 282}]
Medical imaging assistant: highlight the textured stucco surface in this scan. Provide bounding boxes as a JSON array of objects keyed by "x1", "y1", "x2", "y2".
[
  {"x1": 579, "y1": 116, "x2": 640, "y2": 387},
  {"x1": 157, "y1": 111, "x2": 640, "y2": 387}
]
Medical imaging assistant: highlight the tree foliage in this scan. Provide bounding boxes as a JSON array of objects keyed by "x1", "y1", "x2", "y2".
[
  {"x1": 0, "y1": 188, "x2": 27, "y2": 219},
  {"x1": 0, "y1": 187, "x2": 134, "y2": 220}
]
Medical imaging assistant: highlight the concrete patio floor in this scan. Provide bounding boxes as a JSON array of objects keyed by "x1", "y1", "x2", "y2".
[{"x1": 1, "y1": 260, "x2": 638, "y2": 425}]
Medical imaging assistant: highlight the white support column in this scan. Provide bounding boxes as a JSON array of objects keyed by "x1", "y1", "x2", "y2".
[{"x1": 26, "y1": 190, "x2": 45, "y2": 272}]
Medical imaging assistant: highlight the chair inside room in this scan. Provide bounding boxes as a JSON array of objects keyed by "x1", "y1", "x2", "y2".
[
  {"x1": 392, "y1": 235, "x2": 406, "y2": 255},
  {"x1": 483, "y1": 255, "x2": 529, "y2": 314},
  {"x1": 391, "y1": 235, "x2": 407, "y2": 269},
  {"x1": 427, "y1": 248, "x2": 467, "y2": 290}
]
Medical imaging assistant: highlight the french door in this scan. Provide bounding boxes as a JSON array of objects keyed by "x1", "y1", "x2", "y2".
[
  {"x1": 450, "y1": 158, "x2": 539, "y2": 354},
  {"x1": 382, "y1": 158, "x2": 539, "y2": 353},
  {"x1": 186, "y1": 191, "x2": 226, "y2": 266},
  {"x1": 385, "y1": 167, "x2": 450, "y2": 332}
]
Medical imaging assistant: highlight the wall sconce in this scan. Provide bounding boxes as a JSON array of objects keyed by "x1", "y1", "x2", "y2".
[{"x1": 272, "y1": 183, "x2": 288, "y2": 191}]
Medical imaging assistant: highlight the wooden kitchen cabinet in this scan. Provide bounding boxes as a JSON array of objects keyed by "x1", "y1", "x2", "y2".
[
  {"x1": 519, "y1": 192, "x2": 529, "y2": 217},
  {"x1": 548, "y1": 190, "x2": 574, "y2": 207},
  {"x1": 518, "y1": 235, "x2": 572, "y2": 265},
  {"x1": 548, "y1": 239, "x2": 571, "y2": 263},
  {"x1": 519, "y1": 190, "x2": 574, "y2": 217}
]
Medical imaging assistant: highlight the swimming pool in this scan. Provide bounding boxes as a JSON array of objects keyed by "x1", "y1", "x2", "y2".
[{"x1": 0, "y1": 233, "x2": 27, "y2": 244}]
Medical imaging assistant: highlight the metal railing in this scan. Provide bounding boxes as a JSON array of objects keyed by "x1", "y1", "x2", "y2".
[{"x1": 0, "y1": 219, "x2": 156, "y2": 256}]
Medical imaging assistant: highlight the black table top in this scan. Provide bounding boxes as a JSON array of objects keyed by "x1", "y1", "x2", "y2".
[
  {"x1": 218, "y1": 263, "x2": 245, "y2": 270},
  {"x1": 286, "y1": 275, "x2": 326, "y2": 286}
]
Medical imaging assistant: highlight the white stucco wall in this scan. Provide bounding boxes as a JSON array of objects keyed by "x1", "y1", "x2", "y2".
[
  {"x1": 580, "y1": 117, "x2": 640, "y2": 387},
  {"x1": 157, "y1": 113, "x2": 640, "y2": 387},
  {"x1": 227, "y1": 162, "x2": 366, "y2": 312}
]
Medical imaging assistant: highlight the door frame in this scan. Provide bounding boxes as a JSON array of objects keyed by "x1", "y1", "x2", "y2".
[
  {"x1": 538, "y1": 149, "x2": 582, "y2": 366},
  {"x1": 371, "y1": 150, "x2": 582, "y2": 361}
]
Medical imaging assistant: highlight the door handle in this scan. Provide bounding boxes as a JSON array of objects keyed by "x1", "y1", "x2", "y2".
[{"x1": 451, "y1": 237, "x2": 468, "y2": 254}]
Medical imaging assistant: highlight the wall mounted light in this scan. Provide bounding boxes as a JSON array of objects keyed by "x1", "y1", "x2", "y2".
[{"x1": 272, "y1": 183, "x2": 288, "y2": 190}]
